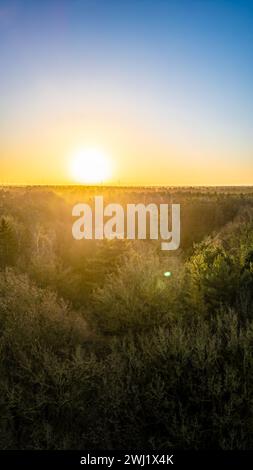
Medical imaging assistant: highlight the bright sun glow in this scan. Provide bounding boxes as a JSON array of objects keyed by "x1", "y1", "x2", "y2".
[{"x1": 70, "y1": 148, "x2": 112, "y2": 184}]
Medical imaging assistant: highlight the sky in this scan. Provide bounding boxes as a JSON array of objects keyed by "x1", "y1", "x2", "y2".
[{"x1": 0, "y1": 0, "x2": 252, "y2": 185}]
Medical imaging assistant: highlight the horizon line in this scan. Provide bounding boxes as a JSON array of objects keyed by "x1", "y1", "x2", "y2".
[{"x1": 0, "y1": 183, "x2": 252, "y2": 189}]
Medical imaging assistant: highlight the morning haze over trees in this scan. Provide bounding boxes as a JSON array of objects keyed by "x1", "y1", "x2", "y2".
[{"x1": 0, "y1": 185, "x2": 252, "y2": 449}]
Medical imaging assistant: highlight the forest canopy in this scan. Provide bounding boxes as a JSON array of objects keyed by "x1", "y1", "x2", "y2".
[{"x1": 0, "y1": 186, "x2": 252, "y2": 449}]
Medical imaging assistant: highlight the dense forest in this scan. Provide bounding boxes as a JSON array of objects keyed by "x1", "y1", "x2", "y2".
[{"x1": 0, "y1": 186, "x2": 253, "y2": 449}]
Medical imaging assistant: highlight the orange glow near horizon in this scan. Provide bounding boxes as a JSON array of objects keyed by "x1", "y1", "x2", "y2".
[
  {"x1": 0, "y1": 99, "x2": 252, "y2": 187},
  {"x1": 0, "y1": 2, "x2": 252, "y2": 187}
]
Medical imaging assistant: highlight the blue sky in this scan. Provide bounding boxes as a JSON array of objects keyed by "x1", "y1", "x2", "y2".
[{"x1": 0, "y1": 0, "x2": 252, "y2": 184}]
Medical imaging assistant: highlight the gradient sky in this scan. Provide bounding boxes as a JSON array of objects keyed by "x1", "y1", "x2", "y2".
[{"x1": 0, "y1": 0, "x2": 252, "y2": 185}]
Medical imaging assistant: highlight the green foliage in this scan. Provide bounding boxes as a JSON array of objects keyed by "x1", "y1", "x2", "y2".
[
  {"x1": 1, "y1": 268, "x2": 252, "y2": 449},
  {"x1": 89, "y1": 246, "x2": 181, "y2": 334},
  {"x1": 0, "y1": 269, "x2": 89, "y2": 448},
  {"x1": 94, "y1": 312, "x2": 253, "y2": 449},
  {"x1": 0, "y1": 187, "x2": 253, "y2": 449}
]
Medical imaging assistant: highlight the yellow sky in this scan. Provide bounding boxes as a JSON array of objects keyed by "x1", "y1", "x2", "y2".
[
  {"x1": 1, "y1": 1, "x2": 253, "y2": 186},
  {"x1": 1, "y1": 98, "x2": 252, "y2": 186},
  {"x1": 1, "y1": 118, "x2": 252, "y2": 186}
]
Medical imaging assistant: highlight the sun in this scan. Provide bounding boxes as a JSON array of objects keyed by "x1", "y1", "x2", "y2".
[{"x1": 70, "y1": 148, "x2": 112, "y2": 184}]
